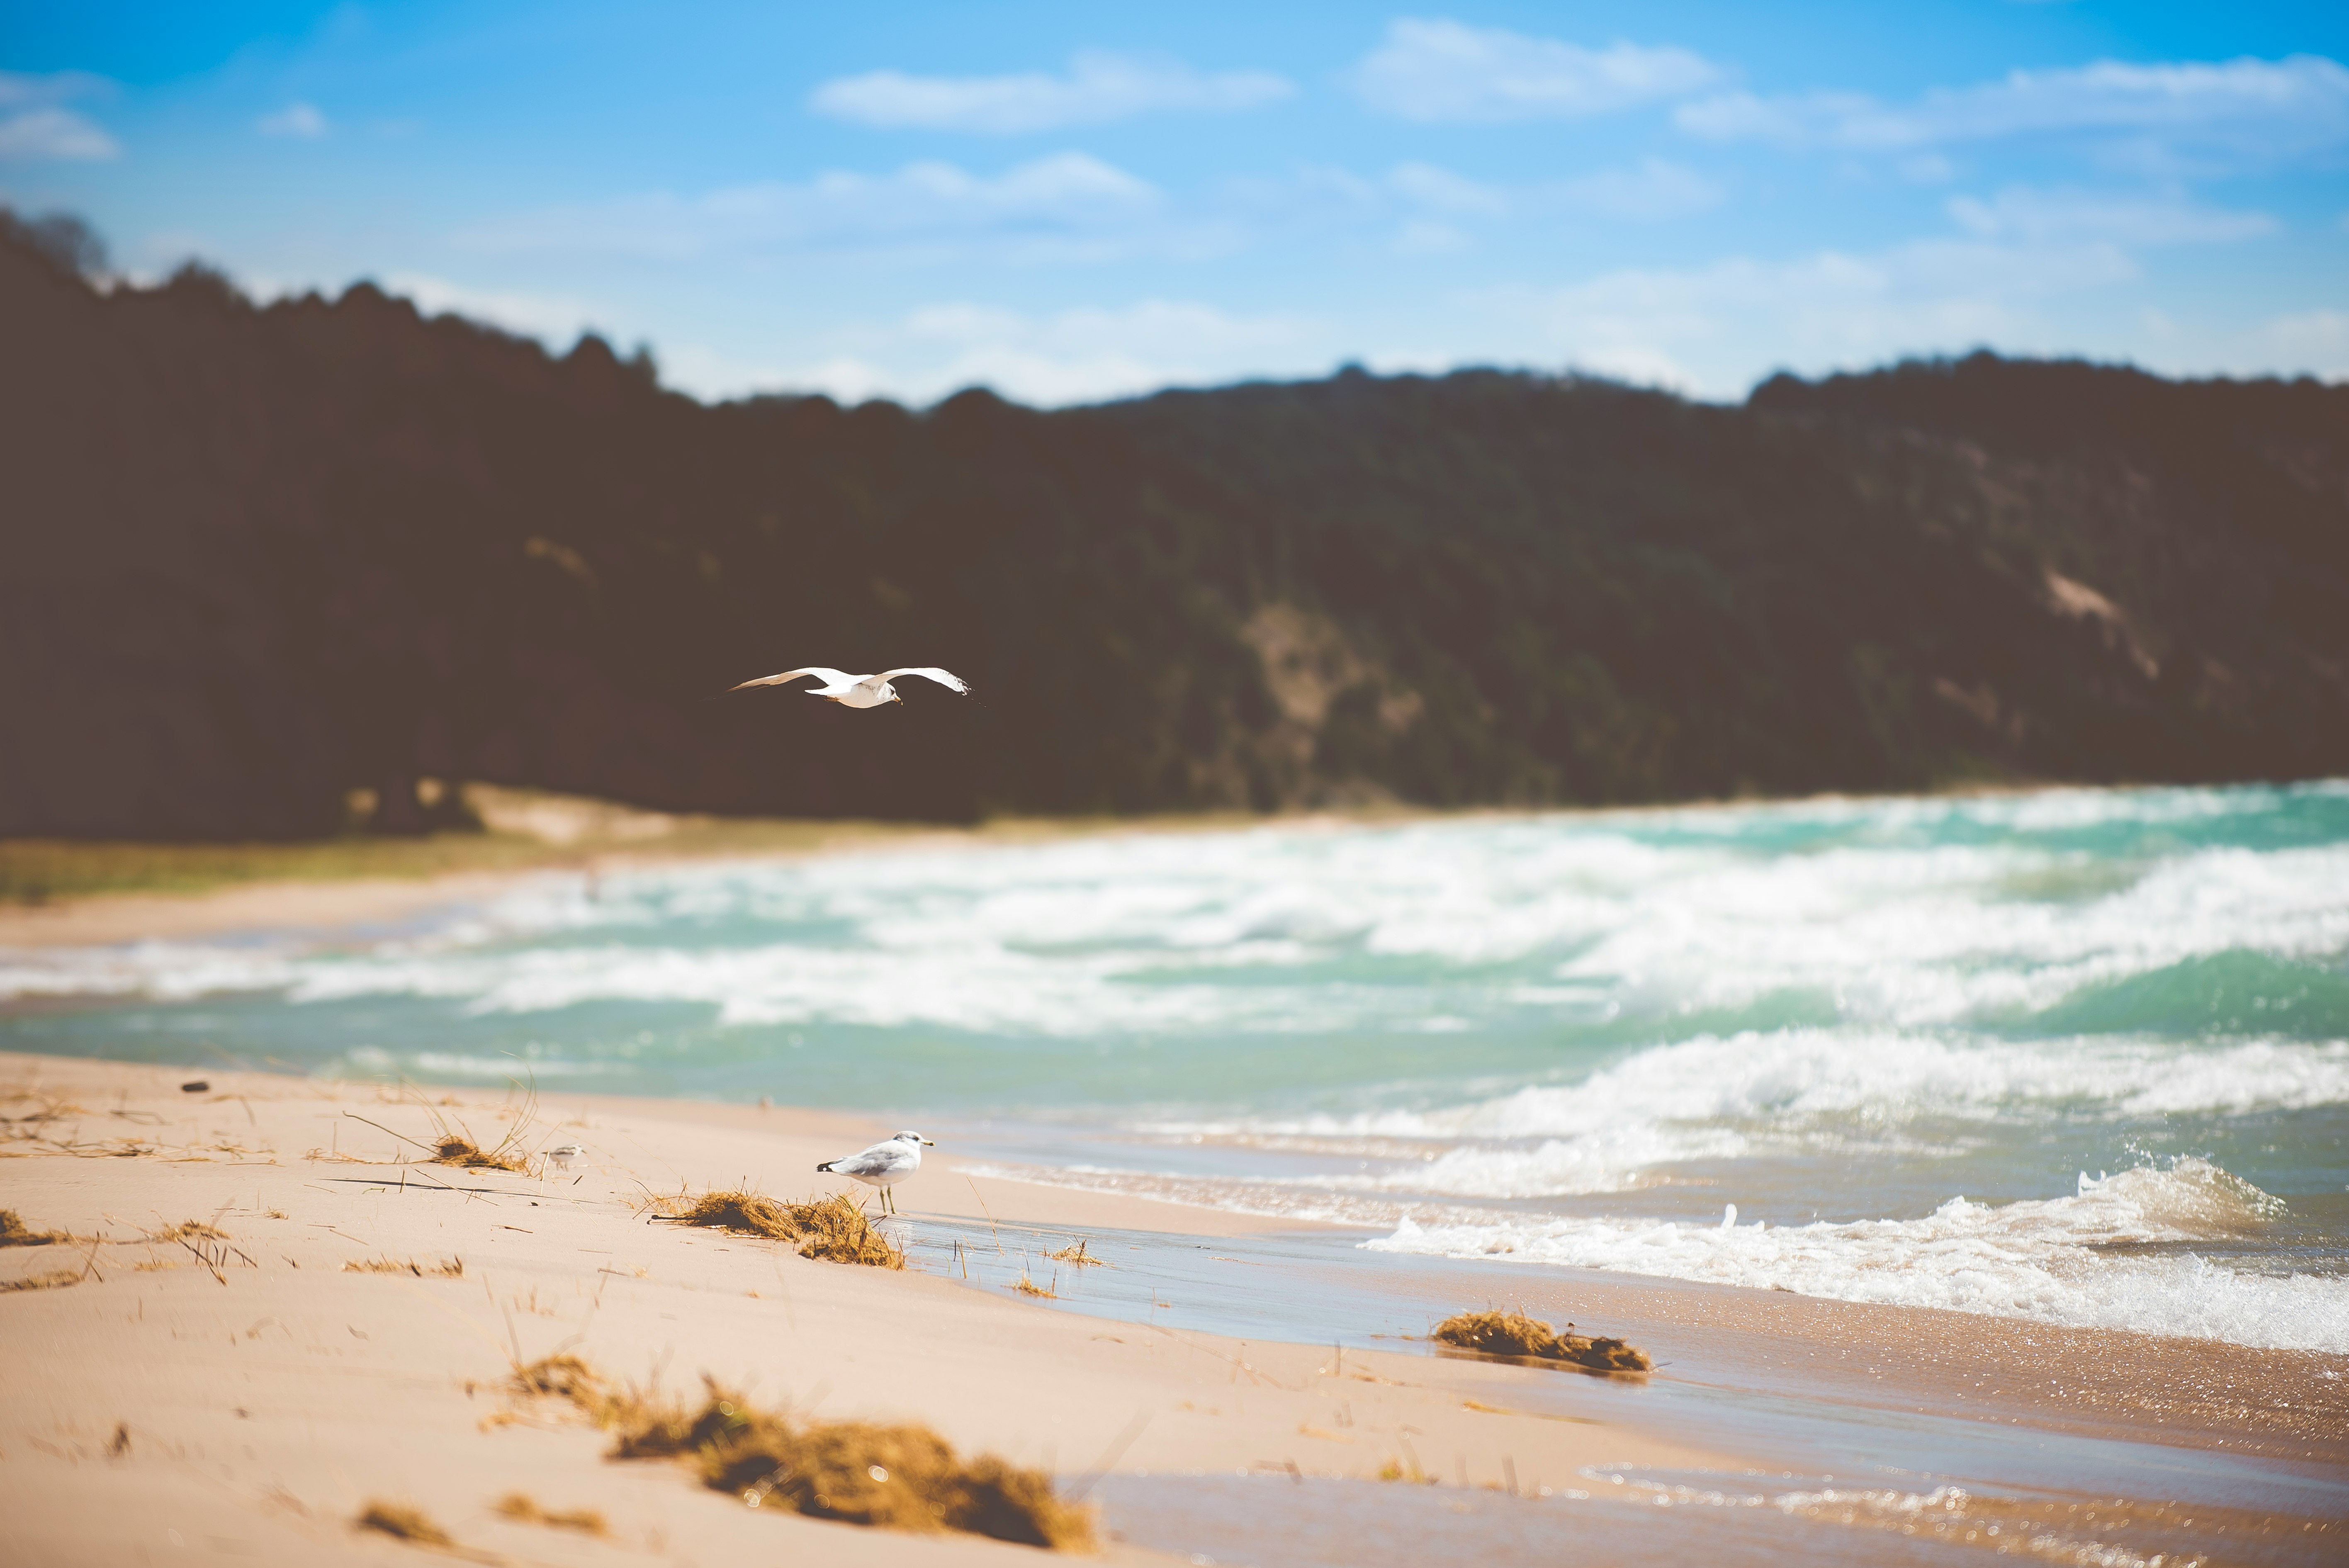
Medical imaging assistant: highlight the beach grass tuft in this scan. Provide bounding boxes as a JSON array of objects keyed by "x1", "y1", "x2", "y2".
[
  {"x1": 657, "y1": 1190, "x2": 904, "y2": 1269},
  {"x1": 1432, "y1": 1309, "x2": 1651, "y2": 1372},
  {"x1": 493, "y1": 1492, "x2": 608, "y2": 1535},
  {"x1": 511, "y1": 1352, "x2": 602, "y2": 1401},
  {"x1": 511, "y1": 1360, "x2": 1092, "y2": 1549},
  {"x1": 2, "y1": 1267, "x2": 82, "y2": 1292},
  {"x1": 355, "y1": 1499, "x2": 453, "y2": 1547},
  {"x1": 1046, "y1": 1239, "x2": 1106, "y2": 1267},
  {"x1": 0, "y1": 1209, "x2": 66, "y2": 1247},
  {"x1": 430, "y1": 1135, "x2": 526, "y2": 1173},
  {"x1": 345, "y1": 1255, "x2": 466, "y2": 1277}
]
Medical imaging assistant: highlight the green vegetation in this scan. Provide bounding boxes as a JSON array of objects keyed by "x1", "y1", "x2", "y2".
[
  {"x1": 0, "y1": 830, "x2": 581, "y2": 905},
  {"x1": 5, "y1": 215, "x2": 2344, "y2": 842},
  {"x1": 0, "y1": 784, "x2": 1267, "y2": 905},
  {"x1": 0, "y1": 816, "x2": 864, "y2": 904}
]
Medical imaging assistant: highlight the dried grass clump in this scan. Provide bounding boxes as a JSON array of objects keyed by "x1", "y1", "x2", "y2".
[
  {"x1": 514, "y1": 1361, "x2": 1091, "y2": 1550},
  {"x1": 511, "y1": 1353, "x2": 603, "y2": 1402},
  {"x1": 1432, "y1": 1310, "x2": 1651, "y2": 1372},
  {"x1": 658, "y1": 1190, "x2": 904, "y2": 1269},
  {"x1": 0, "y1": 1209, "x2": 65, "y2": 1247},
  {"x1": 343, "y1": 1078, "x2": 542, "y2": 1174},
  {"x1": 146, "y1": 1219, "x2": 230, "y2": 1243},
  {"x1": 493, "y1": 1492, "x2": 607, "y2": 1535},
  {"x1": 1011, "y1": 1271, "x2": 1058, "y2": 1298},
  {"x1": 432, "y1": 1136, "x2": 526, "y2": 1174},
  {"x1": 355, "y1": 1499, "x2": 452, "y2": 1546},
  {"x1": 1047, "y1": 1240, "x2": 1106, "y2": 1267},
  {"x1": 2, "y1": 1268, "x2": 81, "y2": 1293},
  {"x1": 345, "y1": 1255, "x2": 466, "y2": 1277}
]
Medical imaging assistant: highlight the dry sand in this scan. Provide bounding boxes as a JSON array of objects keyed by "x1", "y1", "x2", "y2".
[
  {"x1": 0, "y1": 1053, "x2": 1738, "y2": 1567},
  {"x1": 0, "y1": 871, "x2": 542, "y2": 951},
  {"x1": 4, "y1": 1051, "x2": 2342, "y2": 1567}
]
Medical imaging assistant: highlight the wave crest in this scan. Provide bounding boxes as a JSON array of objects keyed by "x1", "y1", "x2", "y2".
[{"x1": 1365, "y1": 1157, "x2": 2344, "y2": 1351}]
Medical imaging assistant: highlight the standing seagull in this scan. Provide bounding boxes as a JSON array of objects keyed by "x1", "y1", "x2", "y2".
[
  {"x1": 816, "y1": 1130, "x2": 934, "y2": 1215},
  {"x1": 728, "y1": 666, "x2": 971, "y2": 709}
]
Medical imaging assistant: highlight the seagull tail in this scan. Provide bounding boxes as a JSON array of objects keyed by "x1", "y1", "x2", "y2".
[{"x1": 815, "y1": 1160, "x2": 836, "y2": 1172}]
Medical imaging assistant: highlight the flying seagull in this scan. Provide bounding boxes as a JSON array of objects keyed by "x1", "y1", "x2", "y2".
[
  {"x1": 816, "y1": 1130, "x2": 934, "y2": 1215},
  {"x1": 727, "y1": 666, "x2": 971, "y2": 709}
]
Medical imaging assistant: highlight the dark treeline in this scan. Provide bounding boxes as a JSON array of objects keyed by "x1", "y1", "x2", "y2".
[{"x1": 4, "y1": 215, "x2": 2346, "y2": 839}]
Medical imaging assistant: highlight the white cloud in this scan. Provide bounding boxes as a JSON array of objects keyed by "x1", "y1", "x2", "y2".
[
  {"x1": 1946, "y1": 187, "x2": 2276, "y2": 246},
  {"x1": 667, "y1": 299, "x2": 1322, "y2": 407},
  {"x1": 382, "y1": 272, "x2": 608, "y2": 344},
  {"x1": 1387, "y1": 158, "x2": 1722, "y2": 225},
  {"x1": 1559, "y1": 158, "x2": 1724, "y2": 220},
  {"x1": 1677, "y1": 53, "x2": 2349, "y2": 163},
  {"x1": 457, "y1": 153, "x2": 1184, "y2": 265},
  {"x1": 0, "y1": 107, "x2": 118, "y2": 161},
  {"x1": 0, "y1": 69, "x2": 108, "y2": 108},
  {"x1": 810, "y1": 51, "x2": 1291, "y2": 134},
  {"x1": 257, "y1": 102, "x2": 328, "y2": 139},
  {"x1": 1354, "y1": 18, "x2": 1718, "y2": 123},
  {"x1": 0, "y1": 70, "x2": 118, "y2": 162},
  {"x1": 1486, "y1": 236, "x2": 2144, "y2": 398},
  {"x1": 1388, "y1": 161, "x2": 1507, "y2": 216},
  {"x1": 1392, "y1": 219, "x2": 1474, "y2": 255},
  {"x1": 2261, "y1": 309, "x2": 2349, "y2": 377}
]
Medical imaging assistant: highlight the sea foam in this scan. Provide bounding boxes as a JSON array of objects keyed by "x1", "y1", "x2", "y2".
[{"x1": 1365, "y1": 1159, "x2": 2349, "y2": 1352}]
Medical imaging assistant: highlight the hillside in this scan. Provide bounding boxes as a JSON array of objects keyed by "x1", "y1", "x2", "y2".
[{"x1": 3, "y1": 214, "x2": 2346, "y2": 838}]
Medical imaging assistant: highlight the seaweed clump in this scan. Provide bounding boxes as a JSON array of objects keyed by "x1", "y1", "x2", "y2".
[
  {"x1": 2, "y1": 1268, "x2": 81, "y2": 1293},
  {"x1": 494, "y1": 1492, "x2": 607, "y2": 1535},
  {"x1": 657, "y1": 1190, "x2": 904, "y2": 1268},
  {"x1": 0, "y1": 1209, "x2": 65, "y2": 1247},
  {"x1": 509, "y1": 1358, "x2": 1090, "y2": 1550},
  {"x1": 355, "y1": 1499, "x2": 452, "y2": 1546},
  {"x1": 1432, "y1": 1310, "x2": 1651, "y2": 1372},
  {"x1": 432, "y1": 1135, "x2": 526, "y2": 1174},
  {"x1": 344, "y1": 1255, "x2": 466, "y2": 1278}
]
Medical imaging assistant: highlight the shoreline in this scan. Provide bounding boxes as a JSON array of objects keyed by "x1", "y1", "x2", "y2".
[
  {"x1": 7, "y1": 773, "x2": 2298, "y2": 951},
  {"x1": 4, "y1": 1050, "x2": 2342, "y2": 1565}
]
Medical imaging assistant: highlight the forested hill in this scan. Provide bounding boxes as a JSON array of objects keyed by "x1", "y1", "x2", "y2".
[{"x1": 4, "y1": 216, "x2": 2346, "y2": 839}]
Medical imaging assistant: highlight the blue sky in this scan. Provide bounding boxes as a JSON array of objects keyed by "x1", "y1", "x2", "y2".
[{"x1": 5, "y1": 2, "x2": 2346, "y2": 405}]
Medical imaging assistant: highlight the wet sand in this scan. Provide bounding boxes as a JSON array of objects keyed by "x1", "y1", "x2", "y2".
[{"x1": 3, "y1": 1051, "x2": 2342, "y2": 1566}]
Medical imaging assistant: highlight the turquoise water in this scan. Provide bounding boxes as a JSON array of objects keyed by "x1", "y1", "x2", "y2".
[{"x1": 7, "y1": 781, "x2": 2347, "y2": 1349}]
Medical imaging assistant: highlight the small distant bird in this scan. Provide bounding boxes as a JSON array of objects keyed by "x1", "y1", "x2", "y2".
[
  {"x1": 727, "y1": 666, "x2": 971, "y2": 709},
  {"x1": 816, "y1": 1130, "x2": 934, "y2": 1215},
  {"x1": 547, "y1": 1142, "x2": 585, "y2": 1172}
]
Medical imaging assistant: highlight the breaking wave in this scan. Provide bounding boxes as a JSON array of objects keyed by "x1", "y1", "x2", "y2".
[{"x1": 1366, "y1": 1158, "x2": 2348, "y2": 1352}]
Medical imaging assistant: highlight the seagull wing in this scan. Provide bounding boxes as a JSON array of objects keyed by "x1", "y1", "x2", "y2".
[
  {"x1": 832, "y1": 1140, "x2": 917, "y2": 1177},
  {"x1": 727, "y1": 666, "x2": 857, "y2": 693},
  {"x1": 874, "y1": 667, "x2": 971, "y2": 695}
]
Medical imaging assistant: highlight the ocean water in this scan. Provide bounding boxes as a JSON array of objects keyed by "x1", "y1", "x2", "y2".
[{"x1": 7, "y1": 782, "x2": 2347, "y2": 1352}]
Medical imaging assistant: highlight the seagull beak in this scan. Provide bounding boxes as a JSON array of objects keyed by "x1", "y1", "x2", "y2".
[{"x1": 922, "y1": 1139, "x2": 935, "y2": 1146}]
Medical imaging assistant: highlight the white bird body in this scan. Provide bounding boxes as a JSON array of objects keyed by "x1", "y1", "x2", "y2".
[
  {"x1": 728, "y1": 666, "x2": 971, "y2": 708},
  {"x1": 547, "y1": 1142, "x2": 584, "y2": 1171},
  {"x1": 817, "y1": 1130, "x2": 934, "y2": 1213}
]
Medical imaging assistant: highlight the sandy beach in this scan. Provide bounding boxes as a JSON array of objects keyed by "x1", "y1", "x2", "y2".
[{"x1": 5, "y1": 1049, "x2": 2344, "y2": 1567}]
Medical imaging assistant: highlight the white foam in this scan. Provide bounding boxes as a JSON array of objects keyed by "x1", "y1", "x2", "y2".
[
  {"x1": 7, "y1": 785, "x2": 2345, "y2": 1060},
  {"x1": 1156, "y1": 1032, "x2": 2349, "y2": 1145},
  {"x1": 1347, "y1": 1124, "x2": 1751, "y2": 1198},
  {"x1": 1366, "y1": 1159, "x2": 2349, "y2": 1352}
]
